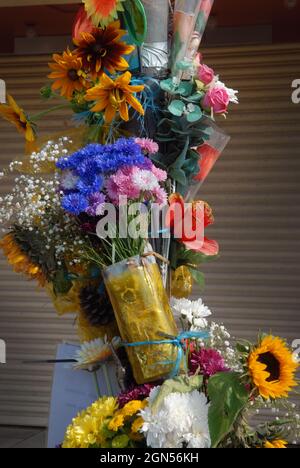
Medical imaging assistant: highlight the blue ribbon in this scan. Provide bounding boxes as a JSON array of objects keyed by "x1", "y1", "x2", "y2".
[{"x1": 122, "y1": 330, "x2": 209, "y2": 378}]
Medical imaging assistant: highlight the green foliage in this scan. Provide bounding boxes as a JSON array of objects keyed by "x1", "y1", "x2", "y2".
[
  {"x1": 112, "y1": 434, "x2": 130, "y2": 449},
  {"x1": 122, "y1": 0, "x2": 147, "y2": 46},
  {"x1": 208, "y1": 372, "x2": 249, "y2": 448}
]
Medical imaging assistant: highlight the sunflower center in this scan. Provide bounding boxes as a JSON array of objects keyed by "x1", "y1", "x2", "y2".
[
  {"x1": 92, "y1": 43, "x2": 107, "y2": 57},
  {"x1": 67, "y1": 69, "x2": 79, "y2": 82},
  {"x1": 257, "y1": 352, "x2": 280, "y2": 382}
]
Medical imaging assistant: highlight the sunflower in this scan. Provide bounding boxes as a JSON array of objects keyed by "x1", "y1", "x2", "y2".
[
  {"x1": 0, "y1": 234, "x2": 46, "y2": 287},
  {"x1": 85, "y1": 71, "x2": 144, "y2": 123},
  {"x1": 264, "y1": 439, "x2": 288, "y2": 449},
  {"x1": 48, "y1": 48, "x2": 88, "y2": 100},
  {"x1": 0, "y1": 94, "x2": 35, "y2": 142},
  {"x1": 83, "y1": 0, "x2": 126, "y2": 27},
  {"x1": 248, "y1": 335, "x2": 298, "y2": 399},
  {"x1": 73, "y1": 21, "x2": 134, "y2": 78}
]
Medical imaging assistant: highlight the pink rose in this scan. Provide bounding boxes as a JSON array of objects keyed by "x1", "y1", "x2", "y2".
[
  {"x1": 203, "y1": 86, "x2": 230, "y2": 114},
  {"x1": 198, "y1": 63, "x2": 215, "y2": 85}
]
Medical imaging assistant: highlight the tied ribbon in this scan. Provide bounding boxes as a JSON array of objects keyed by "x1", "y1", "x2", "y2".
[{"x1": 122, "y1": 330, "x2": 209, "y2": 378}]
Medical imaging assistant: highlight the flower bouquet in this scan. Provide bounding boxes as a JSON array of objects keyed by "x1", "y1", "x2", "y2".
[{"x1": 0, "y1": 0, "x2": 299, "y2": 449}]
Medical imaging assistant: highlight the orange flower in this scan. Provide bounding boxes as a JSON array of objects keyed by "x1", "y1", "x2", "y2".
[
  {"x1": 0, "y1": 94, "x2": 35, "y2": 142},
  {"x1": 83, "y1": 0, "x2": 126, "y2": 27},
  {"x1": 85, "y1": 71, "x2": 144, "y2": 123},
  {"x1": 48, "y1": 48, "x2": 88, "y2": 100},
  {"x1": 166, "y1": 193, "x2": 219, "y2": 256},
  {"x1": 73, "y1": 21, "x2": 134, "y2": 78}
]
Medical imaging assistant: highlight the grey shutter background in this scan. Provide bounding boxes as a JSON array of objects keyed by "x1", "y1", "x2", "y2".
[{"x1": 0, "y1": 43, "x2": 300, "y2": 427}]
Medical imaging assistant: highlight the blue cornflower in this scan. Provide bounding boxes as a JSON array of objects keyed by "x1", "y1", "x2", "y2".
[
  {"x1": 61, "y1": 193, "x2": 88, "y2": 215},
  {"x1": 76, "y1": 174, "x2": 104, "y2": 196}
]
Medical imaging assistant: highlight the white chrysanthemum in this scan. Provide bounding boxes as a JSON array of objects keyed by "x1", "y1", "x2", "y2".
[
  {"x1": 170, "y1": 297, "x2": 211, "y2": 326},
  {"x1": 74, "y1": 336, "x2": 120, "y2": 370},
  {"x1": 132, "y1": 169, "x2": 159, "y2": 191},
  {"x1": 215, "y1": 79, "x2": 239, "y2": 104},
  {"x1": 140, "y1": 388, "x2": 211, "y2": 449}
]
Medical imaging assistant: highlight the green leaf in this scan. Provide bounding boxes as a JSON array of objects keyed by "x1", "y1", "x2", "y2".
[
  {"x1": 169, "y1": 168, "x2": 187, "y2": 186},
  {"x1": 168, "y1": 100, "x2": 185, "y2": 117},
  {"x1": 160, "y1": 78, "x2": 177, "y2": 93},
  {"x1": 122, "y1": 0, "x2": 147, "y2": 46},
  {"x1": 152, "y1": 375, "x2": 203, "y2": 414},
  {"x1": 177, "y1": 81, "x2": 193, "y2": 97},
  {"x1": 208, "y1": 372, "x2": 249, "y2": 448},
  {"x1": 171, "y1": 137, "x2": 190, "y2": 169},
  {"x1": 112, "y1": 434, "x2": 130, "y2": 449},
  {"x1": 187, "y1": 106, "x2": 202, "y2": 123},
  {"x1": 189, "y1": 268, "x2": 205, "y2": 289}
]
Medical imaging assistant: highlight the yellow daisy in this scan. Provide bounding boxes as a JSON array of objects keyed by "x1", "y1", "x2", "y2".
[
  {"x1": 0, "y1": 94, "x2": 35, "y2": 142},
  {"x1": 248, "y1": 335, "x2": 298, "y2": 399},
  {"x1": 85, "y1": 71, "x2": 144, "y2": 123},
  {"x1": 108, "y1": 413, "x2": 125, "y2": 432}
]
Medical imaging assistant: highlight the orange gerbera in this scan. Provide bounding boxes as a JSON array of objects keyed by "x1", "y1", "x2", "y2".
[
  {"x1": 85, "y1": 71, "x2": 144, "y2": 123},
  {"x1": 0, "y1": 94, "x2": 35, "y2": 142},
  {"x1": 83, "y1": 0, "x2": 126, "y2": 27},
  {"x1": 73, "y1": 21, "x2": 134, "y2": 78},
  {"x1": 48, "y1": 48, "x2": 88, "y2": 100}
]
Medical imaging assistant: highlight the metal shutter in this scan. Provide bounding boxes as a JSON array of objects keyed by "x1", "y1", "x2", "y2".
[{"x1": 0, "y1": 44, "x2": 300, "y2": 426}]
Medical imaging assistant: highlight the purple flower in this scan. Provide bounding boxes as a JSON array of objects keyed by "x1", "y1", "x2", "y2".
[
  {"x1": 85, "y1": 193, "x2": 106, "y2": 217},
  {"x1": 61, "y1": 193, "x2": 88, "y2": 215},
  {"x1": 189, "y1": 348, "x2": 229, "y2": 377},
  {"x1": 117, "y1": 384, "x2": 155, "y2": 408}
]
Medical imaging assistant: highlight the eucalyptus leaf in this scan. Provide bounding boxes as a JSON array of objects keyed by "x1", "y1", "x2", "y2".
[
  {"x1": 176, "y1": 60, "x2": 193, "y2": 71},
  {"x1": 168, "y1": 100, "x2": 185, "y2": 117},
  {"x1": 152, "y1": 375, "x2": 203, "y2": 414},
  {"x1": 208, "y1": 372, "x2": 249, "y2": 448},
  {"x1": 171, "y1": 137, "x2": 190, "y2": 169},
  {"x1": 187, "y1": 106, "x2": 202, "y2": 123}
]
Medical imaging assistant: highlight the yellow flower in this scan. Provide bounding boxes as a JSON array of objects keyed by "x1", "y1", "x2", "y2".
[
  {"x1": 0, "y1": 234, "x2": 46, "y2": 287},
  {"x1": 63, "y1": 397, "x2": 118, "y2": 448},
  {"x1": 248, "y1": 335, "x2": 298, "y2": 399},
  {"x1": 0, "y1": 95, "x2": 35, "y2": 142},
  {"x1": 85, "y1": 71, "x2": 144, "y2": 123},
  {"x1": 121, "y1": 400, "x2": 147, "y2": 418},
  {"x1": 48, "y1": 48, "x2": 89, "y2": 100},
  {"x1": 73, "y1": 21, "x2": 135, "y2": 78},
  {"x1": 131, "y1": 416, "x2": 144, "y2": 434},
  {"x1": 83, "y1": 0, "x2": 126, "y2": 27},
  {"x1": 108, "y1": 413, "x2": 125, "y2": 432},
  {"x1": 264, "y1": 439, "x2": 288, "y2": 449}
]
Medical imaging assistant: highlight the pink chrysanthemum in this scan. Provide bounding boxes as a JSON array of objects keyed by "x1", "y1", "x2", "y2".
[
  {"x1": 135, "y1": 138, "x2": 159, "y2": 155},
  {"x1": 153, "y1": 186, "x2": 168, "y2": 206},
  {"x1": 189, "y1": 348, "x2": 230, "y2": 377},
  {"x1": 151, "y1": 164, "x2": 167, "y2": 182}
]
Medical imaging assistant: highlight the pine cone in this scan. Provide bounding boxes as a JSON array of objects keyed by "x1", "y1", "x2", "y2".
[{"x1": 79, "y1": 284, "x2": 115, "y2": 327}]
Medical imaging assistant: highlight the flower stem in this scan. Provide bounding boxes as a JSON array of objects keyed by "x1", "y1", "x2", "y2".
[
  {"x1": 30, "y1": 103, "x2": 70, "y2": 122},
  {"x1": 93, "y1": 371, "x2": 101, "y2": 398},
  {"x1": 102, "y1": 363, "x2": 113, "y2": 396}
]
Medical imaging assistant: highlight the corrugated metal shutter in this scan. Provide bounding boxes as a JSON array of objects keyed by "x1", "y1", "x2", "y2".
[
  {"x1": 0, "y1": 44, "x2": 300, "y2": 427},
  {"x1": 0, "y1": 55, "x2": 78, "y2": 427}
]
